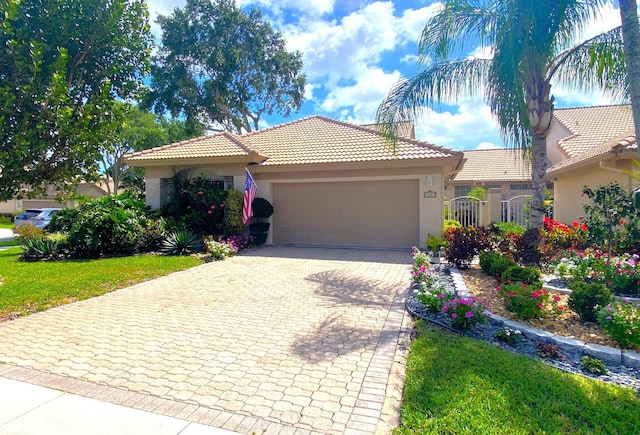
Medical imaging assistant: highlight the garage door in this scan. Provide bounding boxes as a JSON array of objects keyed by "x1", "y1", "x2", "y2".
[{"x1": 273, "y1": 180, "x2": 419, "y2": 249}]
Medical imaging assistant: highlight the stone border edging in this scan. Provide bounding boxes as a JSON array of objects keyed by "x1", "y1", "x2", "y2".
[{"x1": 448, "y1": 268, "x2": 640, "y2": 369}]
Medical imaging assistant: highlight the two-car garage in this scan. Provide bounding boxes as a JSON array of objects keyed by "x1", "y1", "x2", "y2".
[{"x1": 272, "y1": 179, "x2": 420, "y2": 249}]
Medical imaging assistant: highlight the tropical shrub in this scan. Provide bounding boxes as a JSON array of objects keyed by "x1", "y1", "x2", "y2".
[
  {"x1": 161, "y1": 230, "x2": 203, "y2": 256},
  {"x1": 479, "y1": 251, "x2": 502, "y2": 275},
  {"x1": 50, "y1": 192, "x2": 165, "y2": 257},
  {"x1": 443, "y1": 226, "x2": 489, "y2": 269},
  {"x1": 582, "y1": 182, "x2": 639, "y2": 255},
  {"x1": 497, "y1": 282, "x2": 562, "y2": 319},
  {"x1": 512, "y1": 228, "x2": 542, "y2": 265},
  {"x1": 542, "y1": 216, "x2": 588, "y2": 255},
  {"x1": 597, "y1": 300, "x2": 640, "y2": 349},
  {"x1": 442, "y1": 297, "x2": 490, "y2": 329},
  {"x1": 501, "y1": 265, "x2": 542, "y2": 287},
  {"x1": 568, "y1": 281, "x2": 612, "y2": 323}
]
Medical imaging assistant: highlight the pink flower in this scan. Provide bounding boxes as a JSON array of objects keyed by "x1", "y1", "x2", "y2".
[
  {"x1": 537, "y1": 303, "x2": 543, "y2": 309},
  {"x1": 210, "y1": 205, "x2": 216, "y2": 209},
  {"x1": 465, "y1": 312, "x2": 474, "y2": 318},
  {"x1": 198, "y1": 191, "x2": 204, "y2": 195},
  {"x1": 553, "y1": 295, "x2": 561, "y2": 302},
  {"x1": 207, "y1": 210, "x2": 212, "y2": 214},
  {"x1": 451, "y1": 313, "x2": 458, "y2": 319},
  {"x1": 508, "y1": 291, "x2": 515, "y2": 297},
  {"x1": 606, "y1": 315, "x2": 613, "y2": 320}
]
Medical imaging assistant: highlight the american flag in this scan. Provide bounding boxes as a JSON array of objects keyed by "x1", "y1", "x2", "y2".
[{"x1": 242, "y1": 169, "x2": 258, "y2": 224}]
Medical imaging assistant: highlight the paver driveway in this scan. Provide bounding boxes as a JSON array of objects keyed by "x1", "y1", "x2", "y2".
[{"x1": 0, "y1": 247, "x2": 412, "y2": 434}]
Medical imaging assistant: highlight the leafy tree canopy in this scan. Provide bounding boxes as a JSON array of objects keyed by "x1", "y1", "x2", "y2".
[
  {"x1": 145, "y1": 0, "x2": 306, "y2": 133},
  {"x1": 0, "y1": 0, "x2": 152, "y2": 201}
]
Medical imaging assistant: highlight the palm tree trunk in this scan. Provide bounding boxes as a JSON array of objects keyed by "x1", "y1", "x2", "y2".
[
  {"x1": 619, "y1": 0, "x2": 640, "y2": 155},
  {"x1": 530, "y1": 133, "x2": 548, "y2": 230}
]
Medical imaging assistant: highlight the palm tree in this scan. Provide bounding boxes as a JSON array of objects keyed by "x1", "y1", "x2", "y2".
[
  {"x1": 618, "y1": 0, "x2": 640, "y2": 157},
  {"x1": 377, "y1": 0, "x2": 626, "y2": 230}
]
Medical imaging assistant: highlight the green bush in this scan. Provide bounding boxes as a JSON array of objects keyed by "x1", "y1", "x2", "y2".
[
  {"x1": 502, "y1": 265, "x2": 542, "y2": 287},
  {"x1": 479, "y1": 251, "x2": 517, "y2": 281},
  {"x1": 492, "y1": 221, "x2": 526, "y2": 236},
  {"x1": 223, "y1": 189, "x2": 245, "y2": 235},
  {"x1": 598, "y1": 300, "x2": 640, "y2": 349},
  {"x1": 479, "y1": 251, "x2": 501, "y2": 275},
  {"x1": 568, "y1": 281, "x2": 612, "y2": 323},
  {"x1": 21, "y1": 237, "x2": 66, "y2": 261},
  {"x1": 252, "y1": 197, "x2": 274, "y2": 219},
  {"x1": 581, "y1": 356, "x2": 607, "y2": 375},
  {"x1": 50, "y1": 192, "x2": 164, "y2": 257}
]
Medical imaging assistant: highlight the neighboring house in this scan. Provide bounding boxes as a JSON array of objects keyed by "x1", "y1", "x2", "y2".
[
  {"x1": 125, "y1": 116, "x2": 464, "y2": 249},
  {"x1": 0, "y1": 181, "x2": 110, "y2": 215},
  {"x1": 546, "y1": 105, "x2": 638, "y2": 223},
  {"x1": 445, "y1": 149, "x2": 538, "y2": 200}
]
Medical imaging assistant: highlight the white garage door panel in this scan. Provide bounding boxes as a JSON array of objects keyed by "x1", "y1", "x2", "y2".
[{"x1": 273, "y1": 180, "x2": 419, "y2": 249}]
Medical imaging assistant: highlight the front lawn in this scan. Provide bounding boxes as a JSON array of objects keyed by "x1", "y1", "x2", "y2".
[
  {"x1": 399, "y1": 320, "x2": 640, "y2": 434},
  {"x1": 0, "y1": 222, "x2": 13, "y2": 230},
  {"x1": 0, "y1": 248, "x2": 201, "y2": 320}
]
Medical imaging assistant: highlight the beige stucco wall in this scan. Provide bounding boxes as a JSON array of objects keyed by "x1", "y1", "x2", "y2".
[
  {"x1": 552, "y1": 160, "x2": 638, "y2": 223},
  {"x1": 545, "y1": 119, "x2": 573, "y2": 166}
]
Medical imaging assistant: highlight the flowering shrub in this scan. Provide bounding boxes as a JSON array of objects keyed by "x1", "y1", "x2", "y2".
[
  {"x1": 442, "y1": 297, "x2": 490, "y2": 329},
  {"x1": 418, "y1": 283, "x2": 455, "y2": 313},
  {"x1": 411, "y1": 247, "x2": 435, "y2": 284},
  {"x1": 542, "y1": 216, "x2": 587, "y2": 255},
  {"x1": 497, "y1": 282, "x2": 563, "y2": 320},
  {"x1": 204, "y1": 238, "x2": 238, "y2": 260},
  {"x1": 603, "y1": 254, "x2": 640, "y2": 296},
  {"x1": 494, "y1": 327, "x2": 522, "y2": 346},
  {"x1": 223, "y1": 234, "x2": 254, "y2": 252},
  {"x1": 597, "y1": 300, "x2": 640, "y2": 349},
  {"x1": 169, "y1": 174, "x2": 227, "y2": 235}
]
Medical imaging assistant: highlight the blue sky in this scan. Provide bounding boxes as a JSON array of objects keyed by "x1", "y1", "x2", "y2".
[{"x1": 146, "y1": 0, "x2": 623, "y2": 150}]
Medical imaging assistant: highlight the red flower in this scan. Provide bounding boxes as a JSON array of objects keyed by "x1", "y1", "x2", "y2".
[{"x1": 198, "y1": 191, "x2": 204, "y2": 195}]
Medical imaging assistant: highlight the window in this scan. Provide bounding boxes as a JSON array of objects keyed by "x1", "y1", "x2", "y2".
[
  {"x1": 455, "y1": 185, "x2": 472, "y2": 197},
  {"x1": 510, "y1": 183, "x2": 532, "y2": 191}
]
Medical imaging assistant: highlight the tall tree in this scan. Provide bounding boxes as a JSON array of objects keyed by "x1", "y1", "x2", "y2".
[
  {"x1": 145, "y1": 0, "x2": 306, "y2": 133},
  {"x1": 618, "y1": 0, "x2": 640, "y2": 157},
  {"x1": 0, "y1": 0, "x2": 152, "y2": 201},
  {"x1": 377, "y1": 0, "x2": 626, "y2": 230},
  {"x1": 101, "y1": 104, "x2": 204, "y2": 194}
]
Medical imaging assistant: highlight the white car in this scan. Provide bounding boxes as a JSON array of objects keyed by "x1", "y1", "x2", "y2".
[{"x1": 13, "y1": 208, "x2": 62, "y2": 229}]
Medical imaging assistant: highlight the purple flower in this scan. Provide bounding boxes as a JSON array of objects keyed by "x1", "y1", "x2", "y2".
[
  {"x1": 606, "y1": 315, "x2": 613, "y2": 320},
  {"x1": 465, "y1": 312, "x2": 474, "y2": 318},
  {"x1": 606, "y1": 305, "x2": 613, "y2": 311},
  {"x1": 451, "y1": 313, "x2": 458, "y2": 319}
]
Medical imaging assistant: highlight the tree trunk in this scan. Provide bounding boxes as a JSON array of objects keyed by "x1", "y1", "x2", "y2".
[
  {"x1": 530, "y1": 133, "x2": 548, "y2": 230},
  {"x1": 619, "y1": 0, "x2": 640, "y2": 156}
]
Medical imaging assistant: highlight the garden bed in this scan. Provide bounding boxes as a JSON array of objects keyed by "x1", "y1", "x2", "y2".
[{"x1": 460, "y1": 265, "x2": 620, "y2": 348}]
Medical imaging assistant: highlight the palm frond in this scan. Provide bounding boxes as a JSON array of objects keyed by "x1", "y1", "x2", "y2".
[
  {"x1": 419, "y1": 0, "x2": 501, "y2": 61},
  {"x1": 376, "y1": 58, "x2": 491, "y2": 147},
  {"x1": 551, "y1": 27, "x2": 627, "y2": 102}
]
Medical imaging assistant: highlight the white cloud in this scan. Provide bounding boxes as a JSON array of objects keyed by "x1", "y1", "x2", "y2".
[
  {"x1": 320, "y1": 67, "x2": 402, "y2": 122},
  {"x1": 413, "y1": 99, "x2": 502, "y2": 149},
  {"x1": 476, "y1": 142, "x2": 500, "y2": 150},
  {"x1": 238, "y1": 0, "x2": 335, "y2": 17}
]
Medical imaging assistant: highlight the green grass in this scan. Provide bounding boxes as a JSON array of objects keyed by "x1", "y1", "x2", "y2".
[
  {"x1": 398, "y1": 320, "x2": 640, "y2": 434},
  {"x1": 0, "y1": 248, "x2": 202, "y2": 319},
  {"x1": 0, "y1": 240, "x2": 17, "y2": 247},
  {"x1": 0, "y1": 222, "x2": 13, "y2": 229}
]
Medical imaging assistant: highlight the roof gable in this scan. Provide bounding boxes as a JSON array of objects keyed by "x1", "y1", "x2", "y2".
[
  {"x1": 553, "y1": 105, "x2": 635, "y2": 158},
  {"x1": 452, "y1": 149, "x2": 531, "y2": 182},
  {"x1": 125, "y1": 116, "x2": 461, "y2": 166}
]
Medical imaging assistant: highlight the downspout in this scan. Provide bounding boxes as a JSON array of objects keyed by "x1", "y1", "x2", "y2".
[{"x1": 599, "y1": 160, "x2": 632, "y2": 192}]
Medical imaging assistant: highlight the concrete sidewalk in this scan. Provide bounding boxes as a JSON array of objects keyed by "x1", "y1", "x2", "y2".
[
  {"x1": 0, "y1": 377, "x2": 240, "y2": 434},
  {"x1": 0, "y1": 247, "x2": 412, "y2": 434},
  {"x1": 0, "y1": 227, "x2": 14, "y2": 242}
]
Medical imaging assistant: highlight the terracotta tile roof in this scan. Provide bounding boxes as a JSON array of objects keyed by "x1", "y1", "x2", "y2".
[
  {"x1": 548, "y1": 132, "x2": 637, "y2": 174},
  {"x1": 125, "y1": 132, "x2": 262, "y2": 161},
  {"x1": 360, "y1": 121, "x2": 416, "y2": 139},
  {"x1": 242, "y1": 116, "x2": 458, "y2": 165},
  {"x1": 125, "y1": 116, "x2": 460, "y2": 166},
  {"x1": 451, "y1": 149, "x2": 531, "y2": 182},
  {"x1": 554, "y1": 104, "x2": 635, "y2": 158}
]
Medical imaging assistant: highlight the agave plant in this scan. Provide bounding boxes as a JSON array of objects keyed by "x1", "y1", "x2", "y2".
[
  {"x1": 21, "y1": 238, "x2": 63, "y2": 261},
  {"x1": 161, "y1": 230, "x2": 202, "y2": 256}
]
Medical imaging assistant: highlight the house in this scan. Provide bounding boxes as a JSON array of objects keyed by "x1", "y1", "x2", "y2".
[
  {"x1": 125, "y1": 116, "x2": 464, "y2": 249},
  {"x1": 0, "y1": 181, "x2": 111, "y2": 215},
  {"x1": 445, "y1": 148, "x2": 537, "y2": 200},
  {"x1": 546, "y1": 105, "x2": 638, "y2": 223}
]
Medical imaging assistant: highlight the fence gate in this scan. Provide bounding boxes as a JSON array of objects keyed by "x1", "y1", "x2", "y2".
[
  {"x1": 446, "y1": 196, "x2": 482, "y2": 227},
  {"x1": 502, "y1": 195, "x2": 532, "y2": 227}
]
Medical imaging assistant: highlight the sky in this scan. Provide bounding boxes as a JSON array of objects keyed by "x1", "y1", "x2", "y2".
[{"x1": 145, "y1": 0, "x2": 623, "y2": 150}]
